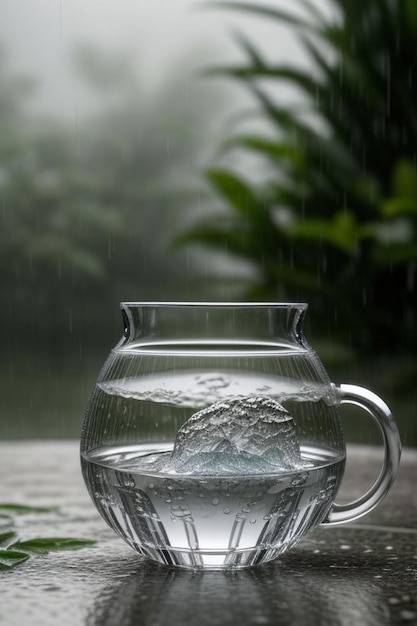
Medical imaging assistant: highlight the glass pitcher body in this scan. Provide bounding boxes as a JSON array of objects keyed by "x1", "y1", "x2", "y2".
[{"x1": 80, "y1": 303, "x2": 400, "y2": 569}]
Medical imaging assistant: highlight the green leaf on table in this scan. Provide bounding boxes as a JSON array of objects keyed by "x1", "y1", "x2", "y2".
[
  {"x1": 9, "y1": 537, "x2": 97, "y2": 553},
  {"x1": 0, "y1": 503, "x2": 59, "y2": 515},
  {"x1": 0, "y1": 531, "x2": 18, "y2": 548},
  {"x1": 0, "y1": 549, "x2": 30, "y2": 570}
]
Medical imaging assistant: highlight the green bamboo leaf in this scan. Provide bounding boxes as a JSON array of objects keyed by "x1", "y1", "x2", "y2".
[
  {"x1": 205, "y1": 169, "x2": 267, "y2": 220},
  {"x1": 229, "y1": 30, "x2": 266, "y2": 68},
  {"x1": 207, "y1": 63, "x2": 322, "y2": 94},
  {"x1": 0, "y1": 503, "x2": 59, "y2": 515},
  {"x1": 249, "y1": 87, "x2": 380, "y2": 216},
  {"x1": 302, "y1": 36, "x2": 382, "y2": 111},
  {"x1": 381, "y1": 161, "x2": 417, "y2": 217},
  {"x1": 225, "y1": 135, "x2": 305, "y2": 168},
  {"x1": 392, "y1": 160, "x2": 417, "y2": 198},
  {"x1": 202, "y1": 64, "x2": 265, "y2": 81},
  {"x1": 199, "y1": 1, "x2": 318, "y2": 30},
  {"x1": 0, "y1": 531, "x2": 18, "y2": 547},
  {"x1": 249, "y1": 86, "x2": 317, "y2": 139},
  {"x1": 9, "y1": 537, "x2": 97, "y2": 553},
  {"x1": 252, "y1": 85, "x2": 332, "y2": 146},
  {"x1": 382, "y1": 198, "x2": 417, "y2": 218},
  {"x1": 0, "y1": 549, "x2": 30, "y2": 570},
  {"x1": 290, "y1": 211, "x2": 362, "y2": 254},
  {"x1": 230, "y1": 132, "x2": 362, "y2": 198},
  {"x1": 296, "y1": 0, "x2": 328, "y2": 23}
]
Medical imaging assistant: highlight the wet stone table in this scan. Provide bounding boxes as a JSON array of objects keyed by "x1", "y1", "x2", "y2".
[{"x1": 0, "y1": 442, "x2": 416, "y2": 626}]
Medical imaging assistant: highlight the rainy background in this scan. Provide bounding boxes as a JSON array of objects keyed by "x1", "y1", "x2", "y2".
[{"x1": 1, "y1": 0, "x2": 416, "y2": 447}]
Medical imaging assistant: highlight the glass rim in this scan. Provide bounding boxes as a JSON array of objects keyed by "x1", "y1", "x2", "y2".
[{"x1": 120, "y1": 301, "x2": 308, "y2": 309}]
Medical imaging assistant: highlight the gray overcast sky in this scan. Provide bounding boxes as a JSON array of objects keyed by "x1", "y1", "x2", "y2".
[{"x1": 1, "y1": 1, "x2": 307, "y2": 116}]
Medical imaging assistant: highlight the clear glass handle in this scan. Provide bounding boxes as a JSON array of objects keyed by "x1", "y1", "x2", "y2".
[{"x1": 323, "y1": 384, "x2": 401, "y2": 526}]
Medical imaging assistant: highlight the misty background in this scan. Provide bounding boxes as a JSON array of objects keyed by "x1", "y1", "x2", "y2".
[{"x1": 1, "y1": 0, "x2": 416, "y2": 447}]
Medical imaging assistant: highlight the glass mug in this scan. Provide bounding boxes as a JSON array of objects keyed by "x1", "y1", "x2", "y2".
[{"x1": 80, "y1": 302, "x2": 401, "y2": 570}]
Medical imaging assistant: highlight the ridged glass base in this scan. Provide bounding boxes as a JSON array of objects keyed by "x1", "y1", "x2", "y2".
[{"x1": 134, "y1": 544, "x2": 284, "y2": 570}]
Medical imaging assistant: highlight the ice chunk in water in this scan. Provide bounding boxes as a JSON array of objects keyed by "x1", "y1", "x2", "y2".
[{"x1": 169, "y1": 395, "x2": 302, "y2": 475}]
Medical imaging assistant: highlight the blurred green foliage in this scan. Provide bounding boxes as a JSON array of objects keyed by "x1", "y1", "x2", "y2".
[
  {"x1": 181, "y1": 0, "x2": 417, "y2": 357},
  {"x1": 0, "y1": 44, "x2": 208, "y2": 354}
]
